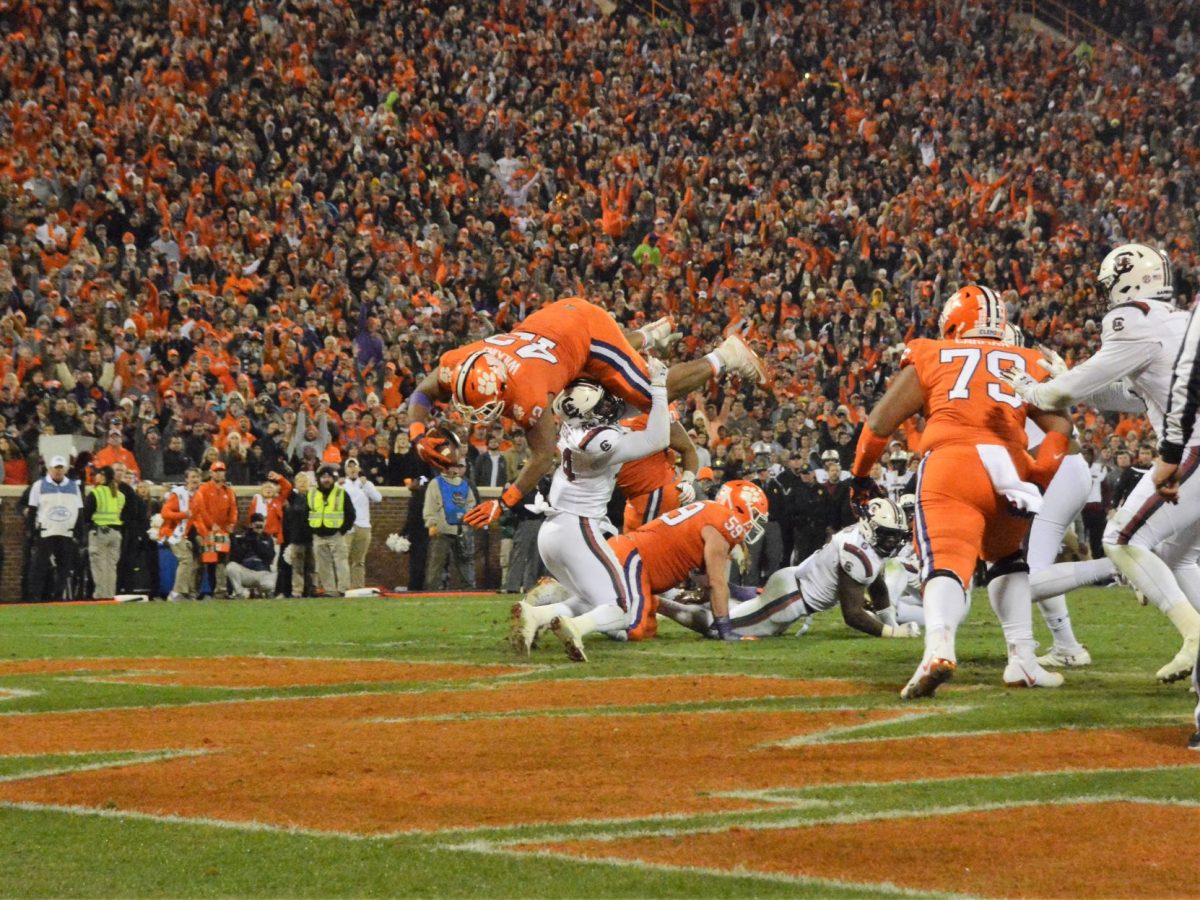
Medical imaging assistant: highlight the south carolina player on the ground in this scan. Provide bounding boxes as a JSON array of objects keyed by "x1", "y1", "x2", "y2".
[
  {"x1": 661, "y1": 498, "x2": 920, "y2": 640},
  {"x1": 853, "y1": 284, "x2": 1074, "y2": 699},
  {"x1": 405, "y1": 297, "x2": 767, "y2": 529},
  {"x1": 517, "y1": 482, "x2": 769, "y2": 660},
  {"x1": 882, "y1": 494, "x2": 931, "y2": 628},
  {"x1": 1003, "y1": 244, "x2": 1200, "y2": 684},
  {"x1": 508, "y1": 364, "x2": 672, "y2": 657}
]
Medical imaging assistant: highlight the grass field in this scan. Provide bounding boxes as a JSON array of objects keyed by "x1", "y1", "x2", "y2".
[{"x1": 0, "y1": 587, "x2": 1197, "y2": 898}]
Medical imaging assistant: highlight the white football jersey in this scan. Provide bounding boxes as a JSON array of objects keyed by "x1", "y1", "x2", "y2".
[
  {"x1": 548, "y1": 423, "x2": 627, "y2": 518},
  {"x1": 787, "y1": 524, "x2": 884, "y2": 614},
  {"x1": 1025, "y1": 299, "x2": 1194, "y2": 445}
]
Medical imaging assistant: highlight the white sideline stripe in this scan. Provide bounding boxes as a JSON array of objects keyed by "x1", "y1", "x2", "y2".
[
  {"x1": 443, "y1": 841, "x2": 967, "y2": 899},
  {"x1": 763, "y1": 706, "x2": 972, "y2": 748},
  {"x1": 463, "y1": 792, "x2": 1159, "y2": 850},
  {"x1": 764, "y1": 718, "x2": 1192, "y2": 748},
  {"x1": 711, "y1": 763, "x2": 1200, "y2": 799},
  {"x1": 0, "y1": 749, "x2": 210, "y2": 784},
  {"x1": 367, "y1": 699, "x2": 876, "y2": 726},
  {"x1": 0, "y1": 799, "x2": 379, "y2": 841},
  {"x1": 0, "y1": 688, "x2": 39, "y2": 702}
]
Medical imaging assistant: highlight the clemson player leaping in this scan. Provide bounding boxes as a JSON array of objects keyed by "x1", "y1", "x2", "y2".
[
  {"x1": 851, "y1": 285, "x2": 1074, "y2": 699},
  {"x1": 405, "y1": 297, "x2": 767, "y2": 528}
]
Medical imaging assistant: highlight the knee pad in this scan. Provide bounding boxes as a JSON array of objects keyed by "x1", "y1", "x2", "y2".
[
  {"x1": 986, "y1": 552, "x2": 1029, "y2": 583},
  {"x1": 927, "y1": 568, "x2": 965, "y2": 590}
]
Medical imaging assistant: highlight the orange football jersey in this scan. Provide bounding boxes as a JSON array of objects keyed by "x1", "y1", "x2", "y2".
[
  {"x1": 616, "y1": 411, "x2": 678, "y2": 496},
  {"x1": 623, "y1": 500, "x2": 744, "y2": 591},
  {"x1": 902, "y1": 338, "x2": 1049, "y2": 456},
  {"x1": 438, "y1": 297, "x2": 650, "y2": 430}
]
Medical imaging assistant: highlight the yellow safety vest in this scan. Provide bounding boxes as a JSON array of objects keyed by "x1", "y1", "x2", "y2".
[
  {"x1": 307, "y1": 486, "x2": 346, "y2": 529},
  {"x1": 92, "y1": 485, "x2": 125, "y2": 527}
]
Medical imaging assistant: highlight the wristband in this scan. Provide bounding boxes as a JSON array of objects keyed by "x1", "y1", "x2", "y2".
[
  {"x1": 681, "y1": 470, "x2": 696, "y2": 483},
  {"x1": 881, "y1": 624, "x2": 897, "y2": 638},
  {"x1": 500, "y1": 484, "x2": 524, "y2": 509},
  {"x1": 409, "y1": 391, "x2": 433, "y2": 411},
  {"x1": 851, "y1": 424, "x2": 889, "y2": 477}
]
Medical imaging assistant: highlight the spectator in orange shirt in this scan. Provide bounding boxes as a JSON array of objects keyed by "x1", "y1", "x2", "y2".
[{"x1": 91, "y1": 429, "x2": 141, "y2": 480}]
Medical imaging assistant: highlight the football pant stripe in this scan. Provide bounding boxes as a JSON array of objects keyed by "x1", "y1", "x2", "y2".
[
  {"x1": 588, "y1": 339, "x2": 654, "y2": 401},
  {"x1": 914, "y1": 452, "x2": 936, "y2": 581}
]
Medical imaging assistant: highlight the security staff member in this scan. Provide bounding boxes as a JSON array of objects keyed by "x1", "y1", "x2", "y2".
[
  {"x1": 308, "y1": 464, "x2": 355, "y2": 595},
  {"x1": 83, "y1": 465, "x2": 125, "y2": 599}
]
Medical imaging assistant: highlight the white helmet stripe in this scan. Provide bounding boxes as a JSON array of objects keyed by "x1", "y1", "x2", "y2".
[{"x1": 455, "y1": 350, "x2": 488, "y2": 402}]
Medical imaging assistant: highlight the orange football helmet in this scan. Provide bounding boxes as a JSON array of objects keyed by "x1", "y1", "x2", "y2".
[
  {"x1": 716, "y1": 479, "x2": 769, "y2": 544},
  {"x1": 451, "y1": 350, "x2": 507, "y2": 424},
  {"x1": 938, "y1": 284, "x2": 1006, "y2": 341}
]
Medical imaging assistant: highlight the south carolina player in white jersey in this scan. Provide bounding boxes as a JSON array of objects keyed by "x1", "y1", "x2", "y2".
[
  {"x1": 882, "y1": 495, "x2": 930, "y2": 628},
  {"x1": 1004, "y1": 243, "x2": 1200, "y2": 683},
  {"x1": 509, "y1": 361, "x2": 670, "y2": 654},
  {"x1": 660, "y1": 498, "x2": 920, "y2": 639}
]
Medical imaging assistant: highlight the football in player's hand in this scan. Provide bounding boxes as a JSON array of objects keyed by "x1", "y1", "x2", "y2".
[{"x1": 417, "y1": 424, "x2": 463, "y2": 473}]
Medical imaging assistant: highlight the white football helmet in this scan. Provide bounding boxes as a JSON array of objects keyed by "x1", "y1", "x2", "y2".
[
  {"x1": 551, "y1": 379, "x2": 623, "y2": 426},
  {"x1": 1096, "y1": 243, "x2": 1173, "y2": 306},
  {"x1": 898, "y1": 493, "x2": 917, "y2": 528},
  {"x1": 860, "y1": 497, "x2": 909, "y2": 556},
  {"x1": 1001, "y1": 323, "x2": 1025, "y2": 347}
]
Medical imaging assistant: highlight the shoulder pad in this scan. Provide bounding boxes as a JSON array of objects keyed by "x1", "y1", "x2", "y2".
[
  {"x1": 576, "y1": 425, "x2": 620, "y2": 455},
  {"x1": 1101, "y1": 305, "x2": 1152, "y2": 341},
  {"x1": 836, "y1": 532, "x2": 879, "y2": 585}
]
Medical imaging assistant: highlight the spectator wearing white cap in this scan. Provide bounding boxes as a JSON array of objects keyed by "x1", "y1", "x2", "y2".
[{"x1": 28, "y1": 455, "x2": 83, "y2": 601}]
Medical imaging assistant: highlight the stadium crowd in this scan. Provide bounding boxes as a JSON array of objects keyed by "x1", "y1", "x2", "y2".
[{"x1": 4, "y1": 0, "x2": 1200, "y2": 598}]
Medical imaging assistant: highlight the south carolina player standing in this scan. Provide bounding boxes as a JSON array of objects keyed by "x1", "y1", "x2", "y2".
[
  {"x1": 853, "y1": 285, "x2": 1074, "y2": 699},
  {"x1": 1004, "y1": 244, "x2": 1200, "y2": 684},
  {"x1": 404, "y1": 297, "x2": 767, "y2": 529},
  {"x1": 509, "y1": 361, "x2": 672, "y2": 657},
  {"x1": 661, "y1": 498, "x2": 921, "y2": 640},
  {"x1": 1148, "y1": 291, "x2": 1200, "y2": 749}
]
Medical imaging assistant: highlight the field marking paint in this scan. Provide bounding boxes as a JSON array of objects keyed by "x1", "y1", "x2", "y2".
[
  {"x1": 442, "y1": 839, "x2": 965, "y2": 899},
  {"x1": 763, "y1": 705, "x2": 972, "y2": 748},
  {"x1": 0, "y1": 749, "x2": 211, "y2": 784},
  {"x1": 367, "y1": 700, "x2": 876, "y2": 726},
  {"x1": 466, "y1": 792, "x2": 1136, "y2": 850},
  {"x1": 0, "y1": 688, "x2": 39, "y2": 702}
]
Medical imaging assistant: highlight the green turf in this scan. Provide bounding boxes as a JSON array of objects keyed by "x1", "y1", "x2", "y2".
[{"x1": 0, "y1": 587, "x2": 1196, "y2": 897}]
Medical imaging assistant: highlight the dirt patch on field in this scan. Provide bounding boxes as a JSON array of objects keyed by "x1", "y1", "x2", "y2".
[
  {"x1": 527, "y1": 800, "x2": 1200, "y2": 897},
  {"x1": 0, "y1": 672, "x2": 885, "y2": 832},
  {"x1": 0, "y1": 656, "x2": 529, "y2": 688}
]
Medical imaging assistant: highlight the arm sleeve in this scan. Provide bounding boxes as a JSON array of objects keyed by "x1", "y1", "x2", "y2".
[
  {"x1": 1083, "y1": 379, "x2": 1147, "y2": 414},
  {"x1": 1021, "y1": 338, "x2": 1152, "y2": 410},
  {"x1": 607, "y1": 386, "x2": 670, "y2": 464},
  {"x1": 1160, "y1": 304, "x2": 1200, "y2": 463}
]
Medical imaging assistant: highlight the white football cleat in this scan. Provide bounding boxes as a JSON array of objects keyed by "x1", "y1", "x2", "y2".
[
  {"x1": 1156, "y1": 634, "x2": 1199, "y2": 683},
  {"x1": 638, "y1": 316, "x2": 681, "y2": 354},
  {"x1": 1003, "y1": 658, "x2": 1065, "y2": 688},
  {"x1": 508, "y1": 602, "x2": 539, "y2": 657},
  {"x1": 1037, "y1": 645, "x2": 1092, "y2": 668},
  {"x1": 900, "y1": 656, "x2": 956, "y2": 700},
  {"x1": 550, "y1": 615, "x2": 588, "y2": 662},
  {"x1": 716, "y1": 334, "x2": 768, "y2": 384},
  {"x1": 525, "y1": 577, "x2": 569, "y2": 607}
]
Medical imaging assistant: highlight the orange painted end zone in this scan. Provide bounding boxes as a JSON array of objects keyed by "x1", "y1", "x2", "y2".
[{"x1": 525, "y1": 801, "x2": 1200, "y2": 898}]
